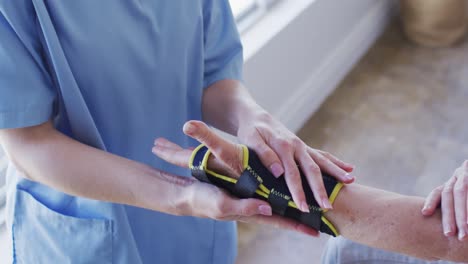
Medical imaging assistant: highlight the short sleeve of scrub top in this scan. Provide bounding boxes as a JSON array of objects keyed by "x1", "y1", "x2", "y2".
[
  {"x1": 0, "y1": 7, "x2": 56, "y2": 129},
  {"x1": 203, "y1": 0, "x2": 243, "y2": 89}
]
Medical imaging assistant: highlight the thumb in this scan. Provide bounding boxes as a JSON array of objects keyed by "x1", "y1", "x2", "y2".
[
  {"x1": 183, "y1": 120, "x2": 244, "y2": 175},
  {"x1": 230, "y1": 198, "x2": 273, "y2": 217}
]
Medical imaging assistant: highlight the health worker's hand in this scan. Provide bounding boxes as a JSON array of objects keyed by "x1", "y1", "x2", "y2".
[
  {"x1": 237, "y1": 111, "x2": 355, "y2": 212},
  {"x1": 152, "y1": 120, "x2": 318, "y2": 236}
]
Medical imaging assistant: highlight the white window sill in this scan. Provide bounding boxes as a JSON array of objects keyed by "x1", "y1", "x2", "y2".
[{"x1": 240, "y1": 0, "x2": 317, "y2": 62}]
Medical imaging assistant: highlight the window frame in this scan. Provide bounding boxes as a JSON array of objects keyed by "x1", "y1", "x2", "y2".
[{"x1": 230, "y1": 0, "x2": 281, "y2": 33}]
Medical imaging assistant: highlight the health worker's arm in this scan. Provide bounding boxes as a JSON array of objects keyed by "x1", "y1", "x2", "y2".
[
  {"x1": 201, "y1": 0, "x2": 353, "y2": 215},
  {"x1": 0, "y1": 120, "x2": 317, "y2": 235}
]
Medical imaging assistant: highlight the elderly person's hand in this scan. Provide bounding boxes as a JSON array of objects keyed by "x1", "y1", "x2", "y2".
[
  {"x1": 236, "y1": 111, "x2": 355, "y2": 212},
  {"x1": 422, "y1": 160, "x2": 468, "y2": 241},
  {"x1": 152, "y1": 120, "x2": 318, "y2": 236}
]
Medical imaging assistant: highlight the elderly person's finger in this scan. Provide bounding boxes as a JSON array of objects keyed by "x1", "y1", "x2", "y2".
[
  {"x1": 453, "y1": 173, "x2": 467, "y2": 241},
  {"x1": 214, "y1": 196, "x2": 273, "y2": 220},
  {"x1": 152, "y1": 136, "x2": 238, "y2": 178},
  {"x1": 442, "y1": 176, "x2": 457, "y2": 237},
  {"x1": 183, "y1": 120, "x2": 244, "y2": 176},
  {"x1": 454, "y1": 162, "x2": 468, "y2": 241},
  {"x1": 153, "y1": 138, "x2": 192, "y2": 168},
  {"x1": 421, "y1": 185, "x2": 443, "y2": 216}
]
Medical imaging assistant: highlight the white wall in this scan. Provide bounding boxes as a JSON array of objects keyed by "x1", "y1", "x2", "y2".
[
  {"x1": 243, "y1": 0, "x2": 397, "y2": 132},
  {"x1": 0, "y1": 1, "x2": 397, "y2": 258}
]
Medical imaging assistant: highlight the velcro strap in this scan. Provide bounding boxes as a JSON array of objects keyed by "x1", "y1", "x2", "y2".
[
  {"x1": 299, "y1": 210, "x2": 322, "y2": 230},
  {"x1": 191, "y1": 164, "x2": 211, "y2": 183},
  {"x1": 267, "y1": 190, "x2": 289, "y2": 216},
  {"x1": 189, "y1": 145, "x2": 211, "y2": 183},
  {"x1": 233, "y1": 169, "x2": 260, "y2": 198}
]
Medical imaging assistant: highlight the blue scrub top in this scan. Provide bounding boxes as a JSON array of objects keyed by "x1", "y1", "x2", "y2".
[{"x1": 0, "y1": 1, "x2": 243, "y2": 263}]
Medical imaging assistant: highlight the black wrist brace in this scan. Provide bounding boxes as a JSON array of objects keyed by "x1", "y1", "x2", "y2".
[{"x1": 189, "y1": 144, "x2": 343, "y2": 236}]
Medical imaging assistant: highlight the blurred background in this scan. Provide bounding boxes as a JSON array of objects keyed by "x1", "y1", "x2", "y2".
[
  {"x1": 231, "y1": 0, "x2": 468, "y2": 263},
  {"x1": 1, "y1": 0, "x2": 467, "y2": 263}
]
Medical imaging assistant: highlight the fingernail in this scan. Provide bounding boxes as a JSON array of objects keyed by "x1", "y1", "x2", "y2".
[
  {"x1": 458, "y1": 230, "x2": 466, "y2": 241},
  {"x1": 421, "y1": 205, "x2": 429, "y2": 213},
  {"x1": 270, "y1": 163, "x2": 284, "y2": 178},
  {"x1": 322, "y1": 198, "x2": 333, "y2": 210},
  {"x1": 444, "y1": 226, "x2": 453, "y2": 236},
  {"x1": 301, "y1": 201, "x2": 310, "y2": 213},
  {"x1": 259, "y1": 205, "x2": 272, "y2": 216},
  {"x1": 344, "y1": 173, "x2": 354, "y2": 181},
  {"x1": 183, "y1": 123, "x2": 196, "y2": 135}
]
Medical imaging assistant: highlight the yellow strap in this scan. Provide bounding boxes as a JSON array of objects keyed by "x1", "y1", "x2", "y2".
[
  {"x1": 188, "y1": 144, "x2": 207, "y2": 169},
  {"x1": 320, "y1": 182, "x2": 345, "y2": 236},
  {"x1": 189, "y1": 144, "x2": 300, "y2": 209},
  {"x1": 189, "y1": 143, "x2": 344, "y2": 236},
  {"x1": 321, "y1": 216, "x2": 339, "y2": 236}
]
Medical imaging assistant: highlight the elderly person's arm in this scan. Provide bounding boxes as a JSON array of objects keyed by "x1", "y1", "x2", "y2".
[
  {"x1": 325, "y1": 183, "x2": 467, "y2": 262},
  {"x1": 153, "y1": 121, "x2": 468, "y2": 262}
]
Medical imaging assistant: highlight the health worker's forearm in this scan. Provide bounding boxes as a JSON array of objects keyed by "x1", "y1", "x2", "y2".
[
  {"x1": 202, "y1": 79, "x2": 266, "y2": 135},
  {"x1": 0, "y1": 121, "x2": 193, "y2": 215}
]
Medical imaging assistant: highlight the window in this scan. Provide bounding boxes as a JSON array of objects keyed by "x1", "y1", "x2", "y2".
[
  {"x1": 230, "y1": 0, "x2": 258, "y2": 22},
  {"x1": 229, "y1": 0, "x2": 280, "y2": 32}
]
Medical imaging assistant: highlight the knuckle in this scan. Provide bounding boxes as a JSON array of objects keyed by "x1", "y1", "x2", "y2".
[
  {"x1": 211, "y1": 209, "x2": 223, "y2": 220},
  {"x1": 287, "y1": 167, "x2": 301, "y2": 179},
  {"x1": 454, "y1": 184, "x2": 465, "y2": 193},
  {"x1": 442, "y1": 186, "x2": 454, "y2": 194},
  {"x1": 308, "y1": 163, "x2": 321, "y2": 175},
  {"x1": 239, "y1": 205, "x2": 254, "y2": 217},
  {"x1": 463, "y1": 177, "x2": 468, "y2": 185},
  {"x1": 292, "y1": 137, "x2": 302, "y2": 146},
  {"x1": 288, "y1": 176, "x2": 302, "y2": 191},
  {"x1": 199, "y1": 131, "x2": 212, "y2": 144},
  {"x1": 445, "y1": 179, "x2": 455, "y2": 188},
  {"x1": 276, "y1": 139, "x2": 290, "y2": 151},
  {"x1": 250, "y1": 139, "x2": 265, "y2": 150},
  {"x1": 258, "y1": 145, "x2": 275, "y2": 159},
  {"x1": 315, "y1": 153, "x2": 329, "y2": 164},
  {"x1": 213, "y1": 198, "x2": 229, "y2": 219}
]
